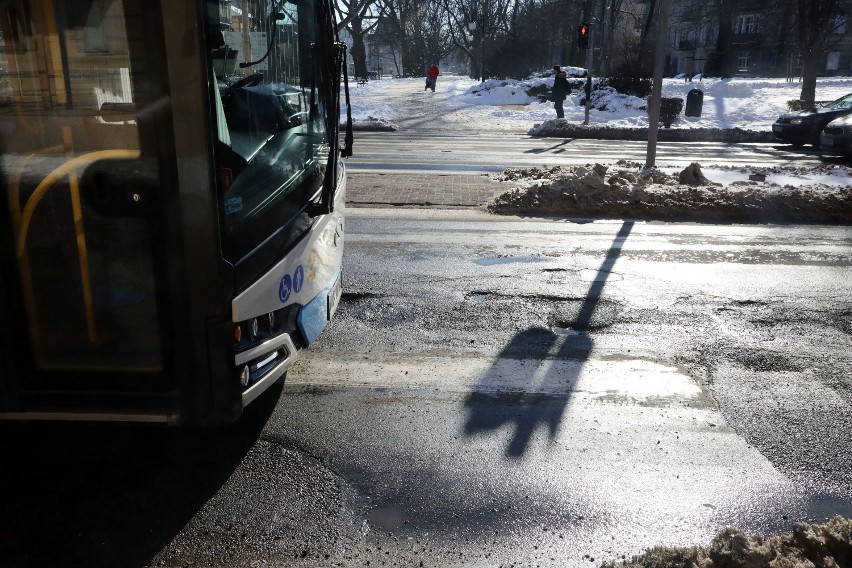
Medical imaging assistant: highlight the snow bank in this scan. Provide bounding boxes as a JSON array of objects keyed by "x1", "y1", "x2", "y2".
[
  {"x1": 464, "y1": 79, "x2": 535, "y2": 105},
  {"x1": 602, "y1": 515, "x2": 852, "y2": 568},
  {"x1": 348, "y1": 117, "x2": 398, "y2": 131},
  {"x1": 487, "y1": 162, "x2": 852, "y2": 224},
  {"x1": 339, "y1": 74, "x2": 852, "y2": 133}
]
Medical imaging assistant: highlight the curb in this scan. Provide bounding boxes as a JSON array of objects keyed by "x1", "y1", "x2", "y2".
[{"x1": 528, "y1": 124, "x2": 774, "y2": 143}]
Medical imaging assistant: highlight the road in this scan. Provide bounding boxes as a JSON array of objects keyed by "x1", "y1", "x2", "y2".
[
  {"x1": 4, "y1": 209, "x2": 849, "y2": 567},
  {"x1": 346, "y1": 130, "x2": 833, "y2": 173}
]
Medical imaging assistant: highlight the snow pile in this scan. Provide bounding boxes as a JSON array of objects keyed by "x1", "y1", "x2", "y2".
[
  {"x1": 464, "y1": 79, "x2": 536, "y2": 105},
  {"x1": 348, "y1": 116, "x2": 398, "y2": 131},
  {"x1": 703, "y1": 80, "x2": 755, "y2": 98},
  {"x1": 602, "y1": 515, "x2": 852, "y2": 568},
  {"x1": 487, "y1": 161, "x2": 852, "y2": 223}
]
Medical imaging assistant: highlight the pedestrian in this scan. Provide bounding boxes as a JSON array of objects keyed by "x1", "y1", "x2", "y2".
[
  {"x1": 425, "y1": 63, "x2": 439, "y2": 92},
  {"x1": 551, "y1": 65, "x2": 570, "y2": 119}
]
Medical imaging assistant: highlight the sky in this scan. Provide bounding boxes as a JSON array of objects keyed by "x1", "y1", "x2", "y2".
[{"x1": 343, "y1": 74, "x2": 852, "y2": 133}]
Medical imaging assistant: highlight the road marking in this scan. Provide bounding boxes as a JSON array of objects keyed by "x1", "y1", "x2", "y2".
[{"x1": 291, "y1": 352, "x2": 703, "y2": 403}]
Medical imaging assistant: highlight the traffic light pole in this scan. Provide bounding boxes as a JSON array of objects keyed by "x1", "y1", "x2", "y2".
[
  {"x1": 645, "y1": 0, "x2": 672, "y2": 168},
  {"x1": 583, "y1": 26, "x2": 593, "y2": 125}
]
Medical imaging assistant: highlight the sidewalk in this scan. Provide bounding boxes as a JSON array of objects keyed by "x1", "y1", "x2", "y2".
[{"x1": 345, "y1": 172, "x2": 506, "y2": 207}]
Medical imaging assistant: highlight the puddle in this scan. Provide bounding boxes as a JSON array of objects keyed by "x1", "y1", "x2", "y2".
[
  {"x1": 468, "y1": 294, "x2": 488, "y2": 303},
  {"x1": 367, "y1": 505, "x2": 408, "y2": 531},
  {"x1": 579, "y1": 269, "x2": 624, "y2": 282},
  {"x1": 474, "y1": 255, "x2": 545, "y2": 266},
  {"x1": 552, "y1": 326, "x2": 582, "y2": 336}
]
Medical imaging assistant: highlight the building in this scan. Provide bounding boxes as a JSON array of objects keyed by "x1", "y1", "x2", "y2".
[{"x1": 662, "y1": 0, "x2": 852, "y2": 78}]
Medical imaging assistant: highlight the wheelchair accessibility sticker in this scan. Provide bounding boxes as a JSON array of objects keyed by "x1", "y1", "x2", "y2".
[
  {"x1": 279, "y1": 265, "x2": 305, "y2": 303},
  {"x1": 294, "y1": 265, "x2": 304, "y2": 293}
]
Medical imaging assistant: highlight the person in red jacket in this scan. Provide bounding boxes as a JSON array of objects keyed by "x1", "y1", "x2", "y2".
[{"x1": 425, "y1": 64, "x2": 439, "y2": 92}]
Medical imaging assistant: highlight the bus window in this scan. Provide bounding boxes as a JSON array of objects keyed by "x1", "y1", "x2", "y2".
[
  {"x1": 210, "y1": 0, "x2": 330, "y2": 267},
  {"x1": 0, "y1": 0, "x2": 170, "y2": 373}
]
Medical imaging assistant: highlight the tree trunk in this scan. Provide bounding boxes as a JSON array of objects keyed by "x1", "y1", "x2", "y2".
[
  {"x1": 349, "y1": 25, "x2": 369, "y2": 78},
  {"x1": 799, "y1": 49, "x2": 821, "y2": 104},
  {"x1": 344, "y1": 11, "x2": 371, "y2": 79},
  {"x1": 715, "y1": 0, "x2": 736, "y2": 77}
]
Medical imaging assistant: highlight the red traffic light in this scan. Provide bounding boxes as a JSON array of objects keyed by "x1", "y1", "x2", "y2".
[{"x1": 578, "y1": 22, "x2": 589, "y2": 48}]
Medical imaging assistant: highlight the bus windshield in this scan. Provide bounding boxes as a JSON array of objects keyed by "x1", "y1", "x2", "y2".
[{"x1": 210, "y1": 0, "x2": 331, "y2": 267}]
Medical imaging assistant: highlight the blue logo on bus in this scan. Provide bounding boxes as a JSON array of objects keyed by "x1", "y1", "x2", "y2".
[
  {"x1": 279, "y1": 274, "x2": 292, "y2": 302},
  {"x1": 294, "y1": 265, "x2": 304, "y2": 293}
]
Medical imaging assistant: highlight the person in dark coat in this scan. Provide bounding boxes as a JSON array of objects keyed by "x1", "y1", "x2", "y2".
[{"x1": 551, "y1": 65, "x2": 570, "y2": 119}]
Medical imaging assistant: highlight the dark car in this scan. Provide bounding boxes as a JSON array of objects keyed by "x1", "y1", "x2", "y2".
[
  {"x1": 772, "y1": 93, "x2": 852, "y2": 147},
  {"x1": 819, "y1": 115, "x2": 852, "y2": 157}
]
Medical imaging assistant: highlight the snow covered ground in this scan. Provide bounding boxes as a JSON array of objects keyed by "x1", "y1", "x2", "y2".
[
  {"x1": 344, "y1": 73, "x2": 851, "y2": 221},
  {"x1": 344, "y1": 74, "x2": 852, "y2": 132}
]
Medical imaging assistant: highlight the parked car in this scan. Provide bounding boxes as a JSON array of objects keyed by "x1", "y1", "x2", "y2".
[
  {"x1": 773, "y1": 93, "x2": 852, "y2": 147},
  {"x1": 819, "y1": 115, "x2": 852, "y2": 157}
]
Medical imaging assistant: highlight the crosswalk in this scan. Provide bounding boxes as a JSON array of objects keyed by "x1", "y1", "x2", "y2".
[{"x1": 345, "y1": 130, "x2": 829, "y2": 173}]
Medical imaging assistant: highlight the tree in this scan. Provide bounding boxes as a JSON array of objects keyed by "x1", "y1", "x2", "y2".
[
  {"x1": 335, "y1": 0, "x2": 384, "y2": 78},
  {"x1": 795, "y1": 0, "x2": 848, "y2": 104},
  {"x1": 442, "y1": 0, "x2": 518, "y2": 78}
]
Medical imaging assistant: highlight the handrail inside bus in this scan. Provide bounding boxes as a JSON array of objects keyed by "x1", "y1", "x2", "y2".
[
  {"x1": 15, "y1": 149, "x2": 142, "y2": 258},
  {"x1": 13, "y1": 147, "x2": 141, "y2": 350}
]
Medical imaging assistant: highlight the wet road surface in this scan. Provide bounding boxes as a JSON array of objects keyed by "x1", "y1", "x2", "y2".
[{"x1": 1, "y1": 209, "x2": 850, "y2": 567}]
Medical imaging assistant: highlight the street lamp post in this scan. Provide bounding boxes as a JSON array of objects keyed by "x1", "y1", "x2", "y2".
[
  {"x1": 480, "y1": 26, "x2": 485, "y2": 82},
  {"x1": 467, "y1": 21, "x2": 479, "y2": 81}
]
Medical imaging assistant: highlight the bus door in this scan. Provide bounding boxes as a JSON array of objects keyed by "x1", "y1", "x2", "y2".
[{"x1": 0, "y1": 0, "x2": 177, "y2": 414}]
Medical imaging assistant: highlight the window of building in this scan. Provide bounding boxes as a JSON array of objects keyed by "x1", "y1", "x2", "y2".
[
  {"x1": 832, "y1": 14, "x2": 847, "y2": 34},
  {"x1": 736, "y1": 14, "x2": 756, "y2": 35},
  {"x1": 827, "y1": 52, "x2": 840, "y2": 71},
  {"x1": 737, "y1": 51, "x2": 750, "y2": 71}
]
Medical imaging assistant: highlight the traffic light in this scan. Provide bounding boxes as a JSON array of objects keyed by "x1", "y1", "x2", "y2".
[{"x1": 578, "y1": 23, "x2": 589, "y2": 49}]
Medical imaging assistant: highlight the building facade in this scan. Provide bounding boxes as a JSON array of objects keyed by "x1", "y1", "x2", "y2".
[{"x1": 663, "y1": 0, "x2": 852, "y2": 78}]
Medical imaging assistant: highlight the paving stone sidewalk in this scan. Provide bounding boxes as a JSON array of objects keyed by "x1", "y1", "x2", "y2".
[{"x1": 345, "y1": 172, "x2": 506, "y2": 207}]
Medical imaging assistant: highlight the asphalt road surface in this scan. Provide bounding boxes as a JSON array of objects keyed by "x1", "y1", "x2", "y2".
[
  {"x1": 346, "y1": 130, "x2": 836, "y2": 173},
  {"x1": 3, "y1": 208, "x2": 849, "y2": 567}
]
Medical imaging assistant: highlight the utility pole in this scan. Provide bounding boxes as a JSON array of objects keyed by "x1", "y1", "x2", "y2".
[
  {"x1": 645, "y1": 0, "x2": 671, "y2": 168},
  {"x1": 583, "y1": 25, "x2": 593, "y2": 125}
]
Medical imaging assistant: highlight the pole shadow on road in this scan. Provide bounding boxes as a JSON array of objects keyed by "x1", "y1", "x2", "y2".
[
  {"x1": 463, "y1": 221, "x2": 634, "y2": 458},
  {"x1": 523, "y1": 139, "x2": 573, "y2": 154},
  {"x1": 0, "y1": 384, "x2": 281, "y2": 568}
]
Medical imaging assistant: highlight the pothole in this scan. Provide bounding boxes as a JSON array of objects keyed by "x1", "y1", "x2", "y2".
[
  {"x1": 552, "y1": 326, "x2": 583, "y2": 336},
  {"x1": 341, "y1": 292, "x2": 381, "y2": 302},
  {"x1": 579, "y1": 268, "x2": 623, "y2": 282},
  {"x1": 474, "y1": 254, "x2": 546, "y2": 266}
]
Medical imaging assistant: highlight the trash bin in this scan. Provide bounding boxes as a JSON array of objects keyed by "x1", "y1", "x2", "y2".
[{"x1": 685, "y1": 88, "x2": 704, "y2": 117}]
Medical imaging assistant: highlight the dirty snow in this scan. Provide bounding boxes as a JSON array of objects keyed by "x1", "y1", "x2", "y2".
[
  {"x1": 487, "y1": 162, "x2": 852, "y2": 224},
  {"x1": 344, "y1": 75, "x2": 852, "y2": 221},
  {"x1": 603, "y1": 515, "x2": 852, "y2": 568}
]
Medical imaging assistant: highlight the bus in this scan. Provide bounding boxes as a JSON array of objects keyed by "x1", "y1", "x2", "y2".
[{"x1": 0, "y1": 0, "x2": 352, "y2": 425}]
